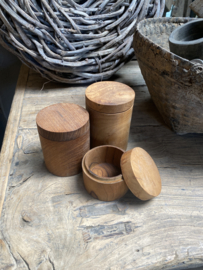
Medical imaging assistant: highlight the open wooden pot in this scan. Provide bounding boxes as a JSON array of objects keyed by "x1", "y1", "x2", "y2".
[
  {"x1": 82, "y1": 146, "x2": 128, "y2": 201},
  {"x1": 82, "y1": 145, "x2": 162, "y2": 202}
]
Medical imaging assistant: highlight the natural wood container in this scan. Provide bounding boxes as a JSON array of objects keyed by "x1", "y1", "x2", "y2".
[
  {"x1": 36, "y1": 103, "x2": 90, "y2": 177},
  {"x1": 85, "y1": 81, "x2": 135, "y2": 150},
  {"x1": 82, "y1": 145, "x2": 162, "y2": 202},
  {"x1": 82, "y1": 145, "x2": 128, "y2": 201}
]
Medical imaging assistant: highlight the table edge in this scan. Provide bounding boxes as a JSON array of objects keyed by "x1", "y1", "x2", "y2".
[{"x1": 0, "y1": 64, "x2": 29, "y2": 218}]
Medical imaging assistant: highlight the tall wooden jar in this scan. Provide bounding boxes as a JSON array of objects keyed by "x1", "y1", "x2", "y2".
[
  {"x1": 36, "y1": 103, "x2": 90, "y2": 177},
  {"x1": 85, "y1": 82, "x2": 135, "y2": 150}
]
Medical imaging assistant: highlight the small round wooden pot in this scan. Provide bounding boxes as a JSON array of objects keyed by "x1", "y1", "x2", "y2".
[
  {"x1": 36, "y1": 103, "x2": 90, "y2": 177},
  {"x1": 85, "y1": 81, "x2": 135, "y2": 150},
  {"x1": 82, "y1": 145, "x2": 128, "y2": 201},
  {"x1": 83, "y1": 145, "x2": 162, "y2": 202}
]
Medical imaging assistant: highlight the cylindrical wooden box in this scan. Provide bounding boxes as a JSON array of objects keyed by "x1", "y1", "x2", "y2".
[
  {"x1": 85, "y1": 81, "x2": 135, "y2": 150},
  {"x1": 82, "y1": 145, "x2": 162, "y2": 202},
  {"x1": 82, "y1": 145, "x2": 128, "y2": 201},
  {"x1": 36, "y1": 103, "x2": 90, "y2": 177}
]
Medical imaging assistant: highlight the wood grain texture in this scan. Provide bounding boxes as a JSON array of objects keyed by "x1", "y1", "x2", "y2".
[
  {"x1": 121, "y1": 147, "x2": 162, "y2": 200},
  {"x1": 0, "y1": 64, "x2": 29, "y2": 218},
  {"x1": 36, "y1": 103, "x2": 89, "y2": 141},
  {"x1": 89, "y1": 163, "x2": 121, "y2": 180},
  {"x1": 85, "y1": 145, "x2": 123, "y2": 181},
  {"x1": 85, "y1": 81, "x2": 135, "y2": 114},
  {"x1": 87, "y1": 104, "x2": 133, "y2": 150},
  {"x1": 82, "y1": 149, "x2": 128, "y2": 201},
  {"x1": 1, "y1": 61, "x2": 203, "y2": 270},
  {"x1": 190, "y1": 0, "x2": 203, "y2": 17},
  {"x1": 39, "y1": 131, "x2": 90, "y2": 177},
  {"x1": 37, "y1": 103, "x2": 90, "y2": 176}
]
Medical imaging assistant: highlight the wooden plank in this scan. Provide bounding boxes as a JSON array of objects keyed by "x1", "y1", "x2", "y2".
[
  {"x1": 0, "y1": 65, "x2": 29, "y2": 217},
  {"x1": 190, "y1": 0, "x2": 203, "y2": 17},
  {"x1": 1, "y1": 61, "x2": 203, "y2": 269}
]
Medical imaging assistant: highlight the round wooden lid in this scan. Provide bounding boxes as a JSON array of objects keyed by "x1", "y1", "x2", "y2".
[
  {"x1": 121, "y1": 147, "x2": 162, "y2": 200},
  {"x1": 85, "y1": 81, "x2": 135, "y2": 114},
  {"x1": 36, "y1": 103, "x2": 89, "y2": 141}
]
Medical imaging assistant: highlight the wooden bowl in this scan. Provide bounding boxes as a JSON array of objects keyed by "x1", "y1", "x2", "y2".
[{"x1": 82, "y1": 145, "x2": 128, "y2": 201}]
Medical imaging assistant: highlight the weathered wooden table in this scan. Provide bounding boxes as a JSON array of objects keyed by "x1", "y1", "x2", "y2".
[{"x1": 1, "y1": 61, "x2": 203, "y2": 270}]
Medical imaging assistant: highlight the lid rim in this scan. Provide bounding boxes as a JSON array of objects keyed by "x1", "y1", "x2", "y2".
[
  {"x1": 86, "y1": 103, "x2": 134, "y2": 115},
  {"x1": 86, "y1": 97, "x2": 135, "y2": 114},
  {"x1": 129, "y1": 150, "x2": 161, "y2": 198},
  {"x1": 85, "y1": 81, "x2": 135, "y2": 114},
  {"x1": 36, "y1": 103, "x2": 89, "y2": 142},
  {"x1": 121, "y1": 147, "x2": 162, "y2": 201},
  {"x1": 37, "y1": 123, "x2": 90, "y2": 142}
]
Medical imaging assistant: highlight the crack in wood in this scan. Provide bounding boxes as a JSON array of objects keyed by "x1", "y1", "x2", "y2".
[
  {"x1": 77, "y1": 203, "x2": 127, "y2": 218},
  {"x1": 48, "y1": 256, "x2": 56, "y2": 270},
  {"x1": 2, "y1": 235, "x2": 18, "y2": 267},
  {"x1": 18, "y1": 252, "x2": 31, "y2": 270},
  {"x1": 9, "y1": 174, "x2": 34, "y2": 190},
  {"x1": 80, "y1": 221, "x2": 140, "y2": 243}
]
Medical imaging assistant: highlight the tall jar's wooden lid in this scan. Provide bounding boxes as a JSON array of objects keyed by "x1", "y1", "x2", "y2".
[
  {"x1": 36, "y1": 103, "x2": 89, "y2": 142},
  {"x1": 121, "y1": 147, "x2": 162, "y2": 201},
  {"x1": 85, "y1": 81, "x2": 135, "y2": 114}
]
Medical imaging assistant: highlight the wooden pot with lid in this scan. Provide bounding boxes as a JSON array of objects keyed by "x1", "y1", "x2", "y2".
[
  {"x1": 82, "y1": 145, "x2": 162, "y2": 202},
  {"x1": 36, "y1": 103, "x2": 90, "y2": 177},
  {"x1": 85, "y1": 81, "x2": 135, "y2": 151}
]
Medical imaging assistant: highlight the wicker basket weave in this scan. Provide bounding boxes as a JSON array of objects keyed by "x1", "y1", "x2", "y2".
[
  {"x1": 133, "y1": 17, "x2": 203, "y2": 134},
  {"x1": 0, "y1": 0, "x2": 165, "y2": 84}
]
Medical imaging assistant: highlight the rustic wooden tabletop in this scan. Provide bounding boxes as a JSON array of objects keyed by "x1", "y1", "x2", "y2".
[{"x1": 1, "y1": 61, "x2": 203, "y2": 270}]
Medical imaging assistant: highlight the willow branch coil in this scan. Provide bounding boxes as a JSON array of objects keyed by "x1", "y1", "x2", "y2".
[{"x1": 0, "y1": 0, "x2": 165, "y2": 84}]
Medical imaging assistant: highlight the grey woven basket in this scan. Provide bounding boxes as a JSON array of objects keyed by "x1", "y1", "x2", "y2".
[
  {"x1": 133, "y1": 17, "x2": 203, "y2": 134},
  {"x1": 0, "y1": 0, "x2": 165, "y2": 84}
]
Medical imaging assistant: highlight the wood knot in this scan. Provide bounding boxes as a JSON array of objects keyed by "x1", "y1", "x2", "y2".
[
  {"x1": 82, "y1": 231, "x2": 91, "y2": 243},
  {"x1": 21, "y1": 211, "x2": 32, "y2": 223}
]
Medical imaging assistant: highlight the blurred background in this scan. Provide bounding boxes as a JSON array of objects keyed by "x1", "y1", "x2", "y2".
[{"x1": 165, "y1": 0, "x2": 196, "y2": 17}]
